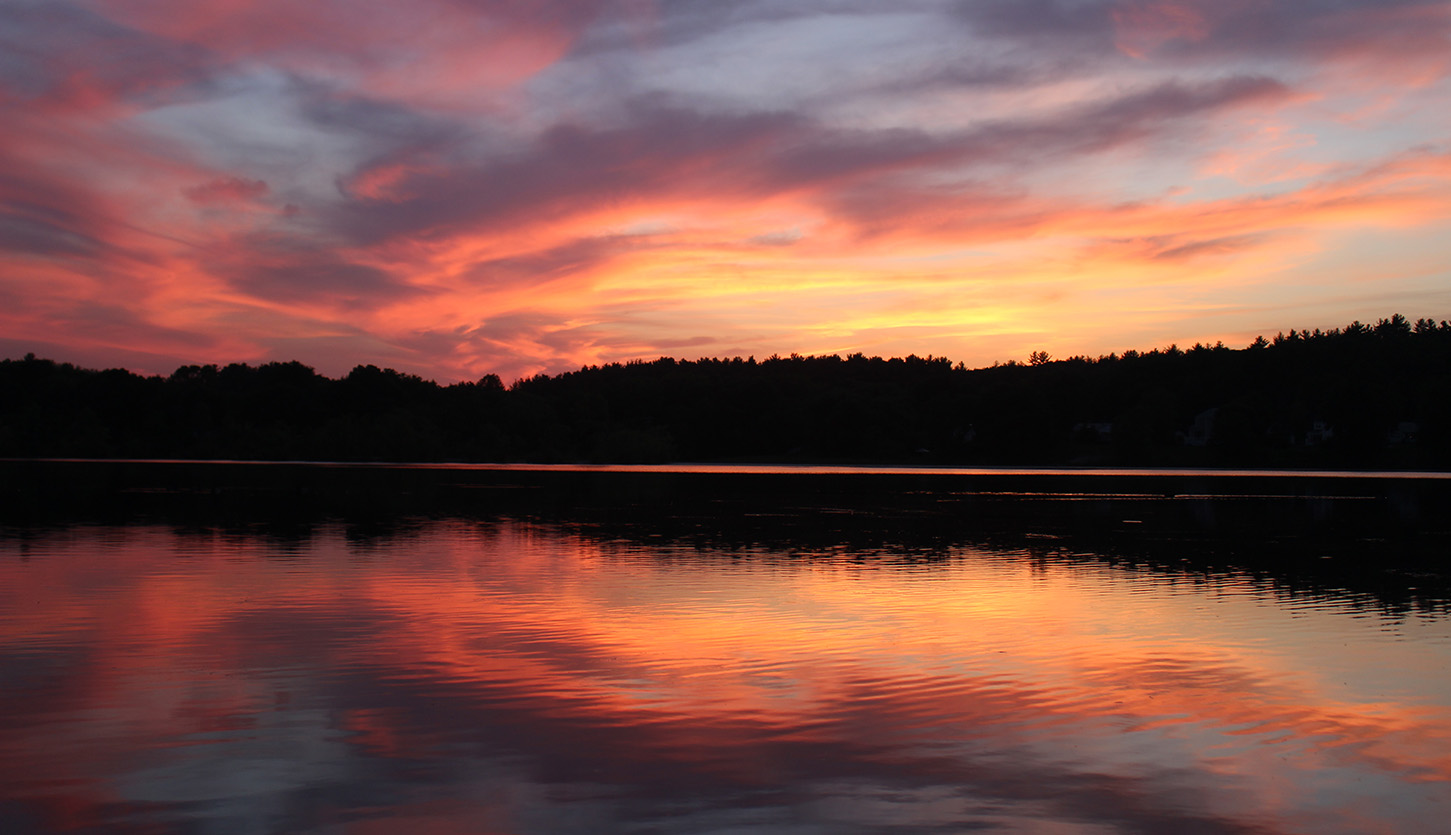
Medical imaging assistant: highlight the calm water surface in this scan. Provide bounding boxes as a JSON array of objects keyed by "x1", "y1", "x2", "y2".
[{"x1": 2, "y1": 466, "x2": 1450, "y2": 833}]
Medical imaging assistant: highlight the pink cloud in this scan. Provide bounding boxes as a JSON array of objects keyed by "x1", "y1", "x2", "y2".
[
  {"x1": 85, "y1": 0, "x2": 603, "y2": 101},
  {"x1": 183, "y1": 176, "x2": 269, "y2": 205},
  {"x1": 1112, "y1": 1, "x2": 1214, "y2": 58}
]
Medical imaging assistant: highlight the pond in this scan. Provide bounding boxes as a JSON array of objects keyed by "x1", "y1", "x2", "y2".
[{"x1": 2, "y1": 462, "x2": 1449, "y2": 833}]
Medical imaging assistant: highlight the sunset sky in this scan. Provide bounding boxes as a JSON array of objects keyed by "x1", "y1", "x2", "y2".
[{"x1": 3, "y1": 1, "x2": 1450, "y2": 382}]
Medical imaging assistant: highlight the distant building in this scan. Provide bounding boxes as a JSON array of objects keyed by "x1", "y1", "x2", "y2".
[
  {"x1": 1183, "y1": 408, "x2": 1217, "y2": 447},
  {"x1": 1072, "y1": 422, "x2": 1114, "y2": 443},
  {"x1": 1303, "y1": 420, "x2": 1334, "y2": 447},
  {"x1": 1387, "y1": 421, "x2": 1419, "y2": 446}
]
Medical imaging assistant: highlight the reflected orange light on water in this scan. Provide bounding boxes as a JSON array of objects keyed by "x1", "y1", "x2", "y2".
[{"x1": 2, "y1": 521, "x2": 1450, "y2": 833}]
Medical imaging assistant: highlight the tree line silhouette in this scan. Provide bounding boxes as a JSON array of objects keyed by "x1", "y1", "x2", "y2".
[{"x1": 3, "y1": 314, "x2": 1448, "y2": 468}]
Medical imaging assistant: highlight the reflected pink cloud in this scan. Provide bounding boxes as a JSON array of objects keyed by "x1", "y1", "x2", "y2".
[{"x1": 3, "y1": 521, "x2": 1450, "y2": 832}]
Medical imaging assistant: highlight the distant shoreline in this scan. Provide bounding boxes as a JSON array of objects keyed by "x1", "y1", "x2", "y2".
[
  {"x1": 7, "y1": 318, "x2": 1450, "y2": 470},
  {"x1": 7, "y1": 457, "x2": 1451, "y2": 479}
]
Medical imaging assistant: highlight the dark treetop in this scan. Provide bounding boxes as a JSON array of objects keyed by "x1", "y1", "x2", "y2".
[{"x1": 3, "y1": 315, "x2": 1449, "y2": 468}]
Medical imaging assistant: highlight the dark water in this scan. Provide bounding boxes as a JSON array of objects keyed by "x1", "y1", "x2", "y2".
[{"x1": 2, "y1": 462, "x2": 1450, "y2": 833}]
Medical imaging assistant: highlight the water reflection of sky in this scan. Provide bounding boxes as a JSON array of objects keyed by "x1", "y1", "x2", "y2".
[{"x1": 2, "y1": 521, "x2": 1450, "y2": 834}]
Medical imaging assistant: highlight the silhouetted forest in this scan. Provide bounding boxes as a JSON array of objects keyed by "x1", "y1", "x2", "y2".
[{"x1": 3, "y1": 314, "x2": 1449, "y2": 468}]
